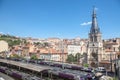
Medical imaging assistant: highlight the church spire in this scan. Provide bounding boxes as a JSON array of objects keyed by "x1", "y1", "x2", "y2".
[{"x1": 90, "y1": 7, "x2": 100, "y2": 34}]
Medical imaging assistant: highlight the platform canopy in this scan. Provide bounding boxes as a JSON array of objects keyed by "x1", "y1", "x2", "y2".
[{"x1": 0, "y1": 59, "x2": 52, "y2": 72}]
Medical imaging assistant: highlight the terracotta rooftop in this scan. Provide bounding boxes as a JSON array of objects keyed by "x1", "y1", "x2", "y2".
[
  {"x1": 100, "y1": 61, "x2": 111, "y2": 64},
  {"x1": 105, "y1": 49, "x2": 113, "y2": 52},
  {"x1": 104, "y1": 42, "x2": 118, "y2": 45},
  {"x1": 116, "y1": 52, "x2": 120, "y2": 55}
]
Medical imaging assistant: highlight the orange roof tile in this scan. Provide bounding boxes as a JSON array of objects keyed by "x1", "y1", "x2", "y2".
[
  {"x1": 116, "y1": 52, "x2": 120, "y2": 55},
  {"x1": 105, "y1": 42, "x2": 118, "y2": 45},
  {"x1": 100, "y1": 61, "x2": 111, "y2": 64},
  {"x1": 105, "y1": 49, "x2": 113, "y2": 52}
]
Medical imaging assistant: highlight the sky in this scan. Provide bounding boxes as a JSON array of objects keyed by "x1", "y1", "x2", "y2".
[{"x1": 0, "y1": 0, "x2": 120, "y2": 39}]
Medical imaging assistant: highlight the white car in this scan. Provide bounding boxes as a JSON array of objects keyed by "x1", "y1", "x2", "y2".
[
  {"x1": 100, "y1": 76, "x2": 113, "y2": 80},
  {"x1": 95, "y1": 67, "x2": 106, "y2": 72},
  {"x1": 0, "y1": 77, "x2": 5, "y2": 80}
]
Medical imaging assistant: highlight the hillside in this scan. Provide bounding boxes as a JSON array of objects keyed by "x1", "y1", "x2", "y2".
[{"x1": 0, "y1": 34, "x2": 25, "y2": 47}]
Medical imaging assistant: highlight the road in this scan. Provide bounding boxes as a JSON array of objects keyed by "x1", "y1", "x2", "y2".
[{"x1": 0, "y1": 72, "x2": 14, "y2": 80}]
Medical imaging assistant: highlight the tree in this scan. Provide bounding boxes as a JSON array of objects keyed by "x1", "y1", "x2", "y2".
[
  {"x1": 0, "y1": 34, "x2": 22, "y2": 47},
  {"x1": 74, "y1": 53, "x2": 81, "y2": 62},
  {"x1": 10, "y1": 54, "x2": 20, "y2": 58},
  {"x1": 82, "y1": 52, "x2": 88, "y2": 64},
  {"x1": 43, "y1": 42, "x2": 49, "y2": 47},
  {"x1": 83, "y1": 63, "x2": 89, "y2": 67},
  {"x1": 30, "y1": 54, "x2": 38, "y2": 60},
  {"x1": 66, "y1": 54, "x2": 75, "y2": 63},
  {"x1": 34, "y1": 42, "x2": 41, "y2": 46}
]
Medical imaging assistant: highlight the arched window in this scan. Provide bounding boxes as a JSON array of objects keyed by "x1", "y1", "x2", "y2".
[{"x1": 94, "y1": 36, "x2": 97, "y2": 42}]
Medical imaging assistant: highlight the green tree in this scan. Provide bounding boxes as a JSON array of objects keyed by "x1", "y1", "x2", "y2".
[
  {"x1": 30, "y1": 54, "x2": 38, "y2": 60},
  {"x1": 34, "y1": 42, "x2": 42, "y2": 47},
  {"x1": 10, "y1": 54, "x2": 20, "y2": 58},
  {"x1": 0, "y1": 34, "x2": 22, "y2": 47},
  {"x1": 81, "y1": 52, "x2": 88, "y2": 64},
  {"x1": 43, "y1": 42, "x2": 49, "y2": 47},
  {"x1": 8, "y1": 39, "x2": 22, "y2": 47},
  {"x1": 66, "y1": 54, "x2": 75, "y2": 63},
  {"x1": 83, "y1": 63, "x2": 89, "y2": 67},
  {"x1": 74, "y1": 53, "x2": 81, "y2": 62}
]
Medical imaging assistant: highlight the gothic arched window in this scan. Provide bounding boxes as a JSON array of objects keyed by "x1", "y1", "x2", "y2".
[{"x1": 94, "y1": 36, "x2": 97, "y2": 42}]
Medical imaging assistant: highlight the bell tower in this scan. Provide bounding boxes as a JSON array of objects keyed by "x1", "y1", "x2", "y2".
[{"x1": 88, "y1": 7, "x2": 103, "y2": 67}]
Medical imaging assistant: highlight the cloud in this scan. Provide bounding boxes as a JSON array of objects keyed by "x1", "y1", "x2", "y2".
[
  {"x1": 0, "y1": 32, "x2": 3, "y2": 34},
  {"x1": 80, "y1": 21, "x2": 92, "y2": 26}
]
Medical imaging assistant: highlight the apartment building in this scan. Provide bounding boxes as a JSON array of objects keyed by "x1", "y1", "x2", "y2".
[{"x1": 0, "y1": 40, "x2": 8, "y2": 52}]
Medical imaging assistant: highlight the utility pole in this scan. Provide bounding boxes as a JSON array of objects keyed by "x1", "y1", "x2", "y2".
[
  {"x1": 114, "y1": 54, "x2": 117, "y2": 77},
  {"x1": 61, "y1": 39, "x2": 64, "y2": 69},
  {"x1": 77, "y1": 53, "x2": 79, "y2": 64},
  {"x1": 118, "y1": 59, "x2": 120, "y2": 80},
  {"x1": 110, "y1": 52, "x2": 112, "y2": 72}
]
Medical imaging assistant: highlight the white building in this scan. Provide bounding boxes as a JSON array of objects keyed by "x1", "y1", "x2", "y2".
[
  {"x1": 80, "y1": 41, "x2": 87, "y2": 54},
  {"x1": 0, "y1": 40, "x2": 8, "y2": 52},
  {"x1": 39, "y1": 53, "x2": 67, "y2": 62},
  {"x1": 67, "y1": 45, "x2": 81, "y2": 56}
]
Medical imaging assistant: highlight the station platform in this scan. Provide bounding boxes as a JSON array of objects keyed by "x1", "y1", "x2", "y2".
[{"x1": 0, "y1": 72, "x2": 14, "y2": 80}]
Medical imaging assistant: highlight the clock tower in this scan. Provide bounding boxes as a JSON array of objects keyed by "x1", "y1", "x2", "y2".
[{"x1": 88, "y1": 7, "x2": 103, "y2": 67}]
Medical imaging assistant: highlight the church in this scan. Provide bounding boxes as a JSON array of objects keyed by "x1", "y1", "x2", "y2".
[{"x1": 87, "y1": 7, "x2": 103, "y2": 67}]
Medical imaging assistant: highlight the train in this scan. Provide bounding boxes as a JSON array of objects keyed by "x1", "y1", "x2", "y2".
[
  {"x1": 49, "y1": 67, "x2": 94, "y2": 80},
  {"x1": 0, "y1": 66, "x2": 94, "y2": 80},
  {"x1": 19, "y1": 59, "x2": 93, "y2": 72},
  {"x1": 0, "y1": 58, "x2": 96, "y2": 80},
  {"x1": 0, "y1": 66, "x2": 43, "y2": 80},
  {"x1": 2, "y1": 57, "x2": 94, "y2": 72}
]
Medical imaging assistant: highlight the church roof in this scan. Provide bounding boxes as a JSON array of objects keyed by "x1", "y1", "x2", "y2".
[{"x1": 90, "y1": 7, "x2": 100, "y2": 34}]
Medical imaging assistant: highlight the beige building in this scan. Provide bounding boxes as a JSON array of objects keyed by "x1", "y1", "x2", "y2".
[
  {"x1": 102, "y1": 50, "x2": 116, "y2": 61},
  {"x1": 38, "y1": 47, "x2": 67, "y2": 62},
  {"x1": 67, "y1": 45, "x2": 81, "y2": 56},
  {"x1": 47, "y1": 38, "x2": 61, "y2": 43},
  {"x1": 40, "y1": 53, "x2": 67, "y2": 62},
  {"x1": 0, "y1": 40, "x2": 8, "y2": 52}
]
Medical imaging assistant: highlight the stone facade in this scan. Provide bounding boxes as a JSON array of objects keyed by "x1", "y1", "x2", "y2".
[{"x1": 87, "y1": 7, "x2": 103, "y2": 67}]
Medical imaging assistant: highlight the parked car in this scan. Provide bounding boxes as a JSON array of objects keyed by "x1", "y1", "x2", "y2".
[{"x1": 95, "y1": 67, "x2": 106, "y2": 72}]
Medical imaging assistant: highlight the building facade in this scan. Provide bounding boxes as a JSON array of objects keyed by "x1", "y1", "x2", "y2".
[
  {"x1": 0, "y1": 40, "x2": 8, "y2": 52},
  {"x1": 87, "y1": 7, "x2": 103, "y2": 67},
  {"x1": 39, "y1": 53, "x2": 67, "y2": 62},
  {"x1": 67, "y1": 45, "x2": 81, "y2": 56}
]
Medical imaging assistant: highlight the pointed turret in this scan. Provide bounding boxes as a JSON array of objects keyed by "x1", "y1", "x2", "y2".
[{"x1": 90, "y1": 7, "x2": 100, "y2": 34}]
